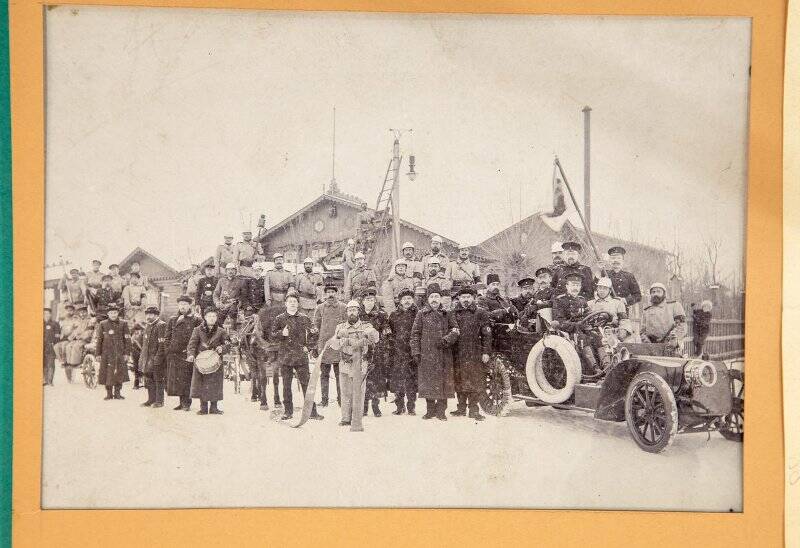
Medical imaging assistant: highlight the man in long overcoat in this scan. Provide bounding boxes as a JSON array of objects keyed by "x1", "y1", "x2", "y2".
[
  {"x1": 387, "y1": 288, "x2": 418, "y2": 415},
  {"x1": 94, "y1": 303, "x2": 131, "y2": 400},
  {"x1": 187, "y1": 307, "x2": 230, "y2": 415},
  {"x1": 43, "y1": 307, "x2": 60, "y2": 386},
  {"x1": 451, "y1": 286, "x2": 492, "y2": 421},
  {"x1": 410, "y1": 283, "x2": 460, "y2": 420},
  {"x1": 165, "y1": 295, "x2": 202, "y2": 411},
  {"x1": 358, "y1": 288, "x2": 390, "y2": 417},
  {"x1": 139, "y1": 306, "x2": 168, "y2": 408}
]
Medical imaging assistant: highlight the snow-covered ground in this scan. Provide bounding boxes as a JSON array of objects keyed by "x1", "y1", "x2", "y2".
[{"x1": 41, "y1": 373, "x2": 742, "y2": 511}]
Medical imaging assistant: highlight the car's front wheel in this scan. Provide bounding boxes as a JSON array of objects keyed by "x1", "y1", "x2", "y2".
[
  {"x1": 624, "y1": 371, "x2": 678, "y2": 453},
  {"x1": 719, "y1": 369, "x2": 744, "y2": 442}
]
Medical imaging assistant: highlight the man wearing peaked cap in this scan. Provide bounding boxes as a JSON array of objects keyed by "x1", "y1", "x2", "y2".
[
  {"x1": 165, "y1": 294, "x2": 202, "y2": 411},
  {"x1": 550, "y1": 241, "x2": 597, "y2": 301},
  {"x1": 511, "y1": 275, "x2": 537, "y2": 313},
  {"x1": 550, "y1": 242, "x2": 565, "y2": 271},
  {"x1": 195, "y1": 263, "x2": 218, "y2": 317},
  {"x1": 139, "y1": 304, "x2": 168, "y2": 408},
  {"x1": 86, "y1": 259, "x2": 104, "y2": 295},
  {"x1": 95, "y1": 300, "x2": 132, "y2": 400},
  {"x1": 551, "y1": 271, "x2": 600, "y2": 374},
  {"x1": 604, "y1": 245, "x2": 642, "y2": 310},
  {"x1": 95, "y1": 273, "x2": 122, "y2": 321},
  {"x1": 346, "y1": 250, "x2": 376, "y2": 301},
  {"x1": 59, "y1": 267, "x2": 86, "y2": 307},
  {"x1": 451, "y1": 282, "x2": 491, "y2": 420},
  {"x1": 519, "y1": 267, "x2": 556, "y2": 329},
  {"x1": 313, "y1": 282, "x2": 347, "y2": 408},
  {"x1": 387, "y1": 286, "x2": 420, "y2": 415}
]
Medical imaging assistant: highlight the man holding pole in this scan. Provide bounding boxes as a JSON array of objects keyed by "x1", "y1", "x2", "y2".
[{"x1": 327, "y1": 300, "x2": 379, "y2": 428}]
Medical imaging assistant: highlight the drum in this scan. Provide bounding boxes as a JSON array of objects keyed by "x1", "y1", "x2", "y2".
[{"x1": 195, "y1": 349, "x2": 221, "y2": 375}]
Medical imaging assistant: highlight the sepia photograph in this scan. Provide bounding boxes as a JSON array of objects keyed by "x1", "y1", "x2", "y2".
[{"x1": 41, "y1": 6, "x2": 749, "y2": 511}]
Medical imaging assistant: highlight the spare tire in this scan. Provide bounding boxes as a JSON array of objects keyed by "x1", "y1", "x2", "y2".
[{"x1": 525, "y1": 335, "x2": 582, "y2": 404}]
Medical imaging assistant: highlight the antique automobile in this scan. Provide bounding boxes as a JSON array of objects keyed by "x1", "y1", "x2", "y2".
[{"x1": 480, "y1": 311, "x2": 744, "y2": 453}]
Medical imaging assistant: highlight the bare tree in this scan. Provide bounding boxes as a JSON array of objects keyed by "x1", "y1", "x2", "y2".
[{"x1": 701, "y1": 234, "x2": 722, "y2": 285}]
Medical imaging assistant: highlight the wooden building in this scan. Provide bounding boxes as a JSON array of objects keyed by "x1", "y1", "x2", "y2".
[
  {"x1": 471, "y1": 212, "x2": 672, "y2": 300},
  {"x1": 258, "y1": 187, "x2": 458, "y2": 277}
]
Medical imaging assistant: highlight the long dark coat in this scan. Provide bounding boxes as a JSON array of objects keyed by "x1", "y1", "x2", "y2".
[
  {"x1": 410, "y1": 305, "x2": 459, "y2": 399},
  {"x1": 451, "y1": 303, "x2": 492, "y2": 393},
  {"x1": 359, "y1": 305, "x2": 390, "y2": 399},
  {"x1": 139, "y1": 320, "x2": 167, "y2": 381},
  {"x1": 387, "y1": 305, "x2": 418, "y2": 393},
  {"x1": 95, "y1": 318, "x2": 131, "y2": 386},
  {"x1": 165, "y1": 313, "x2": 202, "y2": 396},
  {"x1": 187, "y1": 322, "x2": 229, "y2": 402}
]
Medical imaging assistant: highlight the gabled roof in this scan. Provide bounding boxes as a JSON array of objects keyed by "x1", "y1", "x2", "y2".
[
  {"x1": 259, "y1": 190, "x2": 458, "y2": 246},
  {"x1": 118, "y1": 247, "x2": 180, "y2": 276}
]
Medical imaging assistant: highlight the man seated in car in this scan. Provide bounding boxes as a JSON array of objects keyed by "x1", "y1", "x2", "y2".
[
  {"x1": 641, "y1": 282, "x2": 686, "y2": 357},
  {"x1": 587, "y1": 277, "x2": 635, "y2": 343},
  {"x1": 551, "y1": 272, "x2": 600, "y2": 374}
]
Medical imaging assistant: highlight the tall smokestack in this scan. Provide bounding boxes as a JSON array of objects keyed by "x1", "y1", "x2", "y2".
[{"x1": 582, "y1": 106, "x2": 592, "y2": 233}]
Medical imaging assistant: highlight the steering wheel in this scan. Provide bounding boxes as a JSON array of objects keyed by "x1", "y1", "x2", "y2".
[{"x1": 579, "y1": 311, "x2": 613, "y2": 329}]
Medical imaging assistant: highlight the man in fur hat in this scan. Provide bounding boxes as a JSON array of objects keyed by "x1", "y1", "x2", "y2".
[{"x1": 451, "y1": 286, "x2": 491, "y2": 421}]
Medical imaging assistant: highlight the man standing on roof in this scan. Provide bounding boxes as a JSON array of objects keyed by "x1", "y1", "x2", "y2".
[
  {"x1": 342, "y1": 238, "x2": 356, "y2": 297},
  {"x1": 122, "y1": 273, "x2": 149, "y2": 327},
  {"x1": 295, "y1": 257, "x2": 324, "y2": 317},
  {"x1": 551, "y1": 241, "x2": 596, "y2": 300},
  {"x1": 421, "y1": 235, "x2": 451, "y2": 278},
  {"x1": 423, "y1": 257, "x2": 453, "y2": 310},
  {"x1": 108, "y1": 263, "x2": 125, "y2": 294},
  {"x1": 213, "y1": 262, "x2": 248, "y2": 325},
  {"x1": 400, "y1": 241, "x2": 426, "y2": 307},
  {"x1": 263, "y1": 252, "x2": 295, "y2": 306},
  {"x1": 59, "y1": 268, "x2": 86, "y2": 307},
  {"x1": 346, "y1": 252, "x2": 377, "y2": 300},
  {"x1": 195, "y1": 263, "x2": 218, "y2": 316},
  {"x1": 234, "y1": 230, "x2": 265, "y2": 266},
  {"x1": 450, "y1": 244, "x2": 480, "y2": 296},
  {"x1": 214, "y1": 234, "x2": 236, "y2": 276},
  {"x1": 603, "y1": 246, "x2": 642, "y2": 310},
  {"x1": 381, "y1": 258, "x2": 417, "y2": 314},
  {"x1": 85, "y1": 259, "x2": 104, "y2": 296}
]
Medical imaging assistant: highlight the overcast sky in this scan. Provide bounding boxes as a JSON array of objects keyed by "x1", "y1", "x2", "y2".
[{"x1": 44, "y1": 7, "x2": 750, "y2": 276}]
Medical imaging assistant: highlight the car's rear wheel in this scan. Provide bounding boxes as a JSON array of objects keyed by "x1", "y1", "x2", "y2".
[
  {"x1": 479, "y1": 354, "x2": 511, "y2": 416},
  {"x1": 719, "y1": 369, "x2": 744, "y2": 442},
  {"x1": 624, "y1": 371, "x2": 678, "y2": 453}
]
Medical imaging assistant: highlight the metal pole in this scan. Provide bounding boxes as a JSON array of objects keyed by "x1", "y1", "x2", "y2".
[
  {"x1": 391, "y1": 139, "x2": 402, "y2": 260},
  {"x1": 582, "y1": 106, "x2": 592, "y2": 233}
]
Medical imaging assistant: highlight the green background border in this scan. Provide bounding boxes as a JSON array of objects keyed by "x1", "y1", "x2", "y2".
[{"x1": 1, "y1": 1, "x2": 12, "y2": 546}]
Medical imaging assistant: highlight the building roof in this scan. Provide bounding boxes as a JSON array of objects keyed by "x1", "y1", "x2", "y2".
[
  {"x1": 118, "y1": 247, "x2": 181, "y2": 281},
  {"x1": 259, "y1": 190, "x2": 458, "y2": 246}
]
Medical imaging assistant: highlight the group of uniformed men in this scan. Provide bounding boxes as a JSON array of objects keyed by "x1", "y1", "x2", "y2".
[{"x1": 44, "y1": 230, "x2": 692, "y2": 424}]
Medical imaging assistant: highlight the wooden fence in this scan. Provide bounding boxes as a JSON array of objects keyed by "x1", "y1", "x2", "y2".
[{"x1": 630, "y1": 318, "x2": 744, "y2": 360}]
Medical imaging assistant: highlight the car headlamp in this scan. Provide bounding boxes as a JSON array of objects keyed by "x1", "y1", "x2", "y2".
[{"x1": 684, "y1": 360, "x2": 717, "y2": 388}]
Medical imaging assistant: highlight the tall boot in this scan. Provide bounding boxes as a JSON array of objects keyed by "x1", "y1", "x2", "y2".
[
  {"x1": 209, "y1": 401, "x2": 223, "y2": 415},
  {"x1": 183, "y1": 396, "x2": 192, "y2": 411},
  {"x1": 436, "y1": 399, "x2": 448, "y2": 421},
  {"x1": 153, "y1": 380, "x2": 164, "y2": 407},
  {"x1": 104, "y1": 385, "x2": 113, "y2": 400},
  {"x1": 451, "y1": 392, "x2": 467, "y2": 416},
  {"x1": 422, "y1": 399, "x2": 436, "y2": 420},
  {"x1": 363, "y1": 399, "x2": 369, "y2": 416},
  {"x1": 392, "y1": 394, "x2": 405, "y2": 415},
  {"x1": 141, "y1": 381, "x2": 154, "y2": 407},
  {"x1": 406, "y1": 395, "x2": 416, "y2": 416},
  {"x1": 371, "y1": 398, "x2": 382, "y2": 417},
  {"x1": 197, "y1": 400, "x2": 209, "y2": 415},
  {"x1": 320, "y1": 364, "x2": 330, "y2": 407},
  {"x1": 273, "y1": 378, "x2": 281, "y2": 406},
  {"x1": 113, "y1": 383, "x2": 124, "y2": 400},
  {"x1": 468, "y1": 392, "x2": 484, "y2": 421}
]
